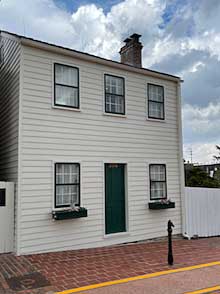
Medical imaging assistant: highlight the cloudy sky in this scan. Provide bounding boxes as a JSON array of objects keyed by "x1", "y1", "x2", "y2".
[{"x1": 0, "y1": 0, "x2": 220, "y2": 164}]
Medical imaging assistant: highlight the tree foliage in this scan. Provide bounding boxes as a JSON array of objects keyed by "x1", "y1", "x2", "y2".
[
  {"x1": 185, "y1": 166, "x2": 220, "y2": 188},
  {"x1": 214, "y1": 169, "x2": 220, "y2": 182}
]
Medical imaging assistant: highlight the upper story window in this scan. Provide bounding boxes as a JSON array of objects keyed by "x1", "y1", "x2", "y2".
[
  {"x1": 55, "y1": 163, "x2": 80, "y2": 208},
  {"x1": 148, "y1": 84, "x2": 164, "y2": 120},
  {"x1": 105, "y1": 74, "x2": 125, "y2": 115},
  {"x1": 54, "y1": 63, "x2": 79, "y2": 109},
  {"x1": 149, "y1": 164, "x2": 167, "y2": 200}
]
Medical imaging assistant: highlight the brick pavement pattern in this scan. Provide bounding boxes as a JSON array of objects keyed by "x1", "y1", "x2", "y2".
[{"x1": 1, "y1": 237, "x2": 220, "y2": 293}]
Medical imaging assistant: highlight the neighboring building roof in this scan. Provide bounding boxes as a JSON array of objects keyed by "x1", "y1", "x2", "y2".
[
  {"x1": 196, "y1": 163, "x2": 220, "y2": 169},
  {"x1": 0, "y1": 30, "x2": 182, "y2": 83}
]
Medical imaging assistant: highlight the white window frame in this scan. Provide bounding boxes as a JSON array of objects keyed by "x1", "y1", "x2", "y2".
[
  {"x1": 146, "y1": 82, "x2": 166, "y2": 121},
  {"x1": 54, "y1": 162, "x2": 81, "y2": 209},
  {"x1": 149, "y1": 163, "x2": 168, "y2": 201},
  {"x1": 104, "y1": 73, "x2": 126, "y2": 116},
  {"x1": 52, "y1": 62, "x2": 81, "y2": 112}
]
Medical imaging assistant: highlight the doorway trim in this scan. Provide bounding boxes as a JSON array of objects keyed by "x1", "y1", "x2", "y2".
[{"x1": 102, "y1": 161, "x2": 129, "y2": 238}]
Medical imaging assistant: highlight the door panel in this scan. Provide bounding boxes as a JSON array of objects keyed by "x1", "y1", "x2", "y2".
[{"x1": 105, "y1": 164, "x2": 126, "y2": 234}]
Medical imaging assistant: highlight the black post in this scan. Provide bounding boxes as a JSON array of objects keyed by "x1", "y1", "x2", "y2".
[{"x1": 168, "y1": 220, "x2": 174, "y2": 265}]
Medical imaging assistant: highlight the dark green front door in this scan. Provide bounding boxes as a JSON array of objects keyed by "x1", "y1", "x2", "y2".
[{"x1": 105, "y1": 163, "x2": 126, "y2": 235}]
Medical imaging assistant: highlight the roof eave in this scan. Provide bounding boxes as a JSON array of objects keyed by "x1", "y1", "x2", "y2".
[{"x1": 20, "y1": 37, "x2": 181, "y2": 83}]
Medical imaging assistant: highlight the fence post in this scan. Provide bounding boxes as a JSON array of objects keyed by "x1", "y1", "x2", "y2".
[{"x1": 168, "y1": 220, "x2": 174, "y2": 265}]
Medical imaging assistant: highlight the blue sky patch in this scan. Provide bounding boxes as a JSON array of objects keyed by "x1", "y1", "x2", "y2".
[
  {"x1": 160, "y1": 0, "x2": 188, "y2": 28},
  {"x1": 54, "y1": 0, "x2": 122, "y2": 13}
]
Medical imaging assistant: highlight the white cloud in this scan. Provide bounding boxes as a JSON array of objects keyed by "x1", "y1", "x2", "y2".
[
  {"x1": 0, "y1": 0, "x2": 74, "y2": 47},
  {"x1": 70, "y1": 4, "x2": 112, "y2": 56},
  {"x1": 183, "y1": 102, "x2": 220, "y2": 142},
  {"x1": 194, "y1": 0, "x2": 220, "y2": 34},
  {"x1": 0, "y1": 0, "x2": 219, "y2": 68},
  {"x1": 183, "y1": 102, "x2": 220, "y2": 163},
  {"x1": 108, "y1": 0, "x2": 164, "y2": 37},
  {"x1": 188, "y1": 31, "x2": 220, "y2": 59},
  {"x1": 69, "y1": 0, "x2": 165, "y2": 58},
  {"x1": 182, "y1": 56, "x2": 220, "y2": 106},
  {"x1": 0, "y1": 0, "x2": 165, "y2": 59},
  {"x1": 183, "y1": 143, "x2": 218, "y2": 164}
]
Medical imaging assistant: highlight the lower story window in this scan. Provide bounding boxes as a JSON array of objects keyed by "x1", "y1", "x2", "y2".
[
  {"x1": 150, "y1": 164, "x2": 167, "y2": 200},
  {"x1": 55, "y1": 163, "x2": 80, "y2": 208}
]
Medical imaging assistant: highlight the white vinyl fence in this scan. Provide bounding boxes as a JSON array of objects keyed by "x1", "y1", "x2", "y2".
[
  {"x1": 185, "y1": 187, "x2": 220, "y2": 238},
  {"x1": 0, "y1": 182, "x2": 14, "y2": 253}
]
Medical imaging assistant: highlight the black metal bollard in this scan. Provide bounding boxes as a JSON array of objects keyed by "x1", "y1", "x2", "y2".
[{"x1": 168, "y1": 220, "x2": 174, "y2": 265}]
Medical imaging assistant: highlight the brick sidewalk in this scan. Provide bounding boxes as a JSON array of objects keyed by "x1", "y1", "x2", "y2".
[{"x1": 1, "y1": 237, "x2": 220, "y2": 293}]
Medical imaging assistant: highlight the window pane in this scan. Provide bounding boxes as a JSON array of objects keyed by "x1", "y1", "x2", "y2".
[
  {"x1": 105, "y1": 75, "x2": 124, "y2": 95},
  {"x1": 150, "y1": 165, "x2": 165, "y2": 181},
  {"x1": 149, "y1": 101, "x2": 164, "y2": 119},
  {"x1": 56, "y1": 164, "x2": 79, "y2": 184},
  {"x1": 55, "y1": 85, "x2": 78, "y2": 107},
  {"x1": 106, "y1": 94, "x2": 124, "y2": 114},
  {"x1": 151, "y1": 182, "x2": 166, "y2": 199},
  {"x1": 149, "y1": 84, "x2": 164, "y2": 102},
  {"x1": 55, "y1": 64, "x2": 78, "y2": 87},
  {"x1": 56, "y1": 185, "x2": 79, "y2": 206}
]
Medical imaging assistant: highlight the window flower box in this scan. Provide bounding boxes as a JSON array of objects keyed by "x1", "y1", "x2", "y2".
[
  {"x1": 148, "y1": 200, "x2": 175, "y2": 210},
  {"x1": 52, "y1": 207, "x2": 88, "y2": 220}
]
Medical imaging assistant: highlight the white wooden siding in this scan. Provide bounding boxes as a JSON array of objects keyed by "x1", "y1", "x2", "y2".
[
  {"x1": 0, "y1": 35, "x2": 21, "y2": 253},
  {"x1": 18, "y1": 45, "x2": 182, "y2": 254},
  {"x1": 0, "y1": 35, "x2": 20, "y2": 182},
  {"x1": 0, "y1": 181, "x2": 14, "y2": 253}
]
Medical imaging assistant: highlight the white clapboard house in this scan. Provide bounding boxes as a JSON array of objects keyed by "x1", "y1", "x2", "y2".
[{"x1": 0, "y1": 31, "x2": 184, "y2": 255}]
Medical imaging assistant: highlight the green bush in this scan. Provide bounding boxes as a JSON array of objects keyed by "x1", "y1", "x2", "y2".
[{"x1": 185, "y1": 166, "x2": 220, "y2": 188}]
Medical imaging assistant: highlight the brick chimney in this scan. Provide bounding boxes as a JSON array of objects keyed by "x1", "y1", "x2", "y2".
[{"x1": 119, "y1": 33, "x2": 143, "y2": 68}]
